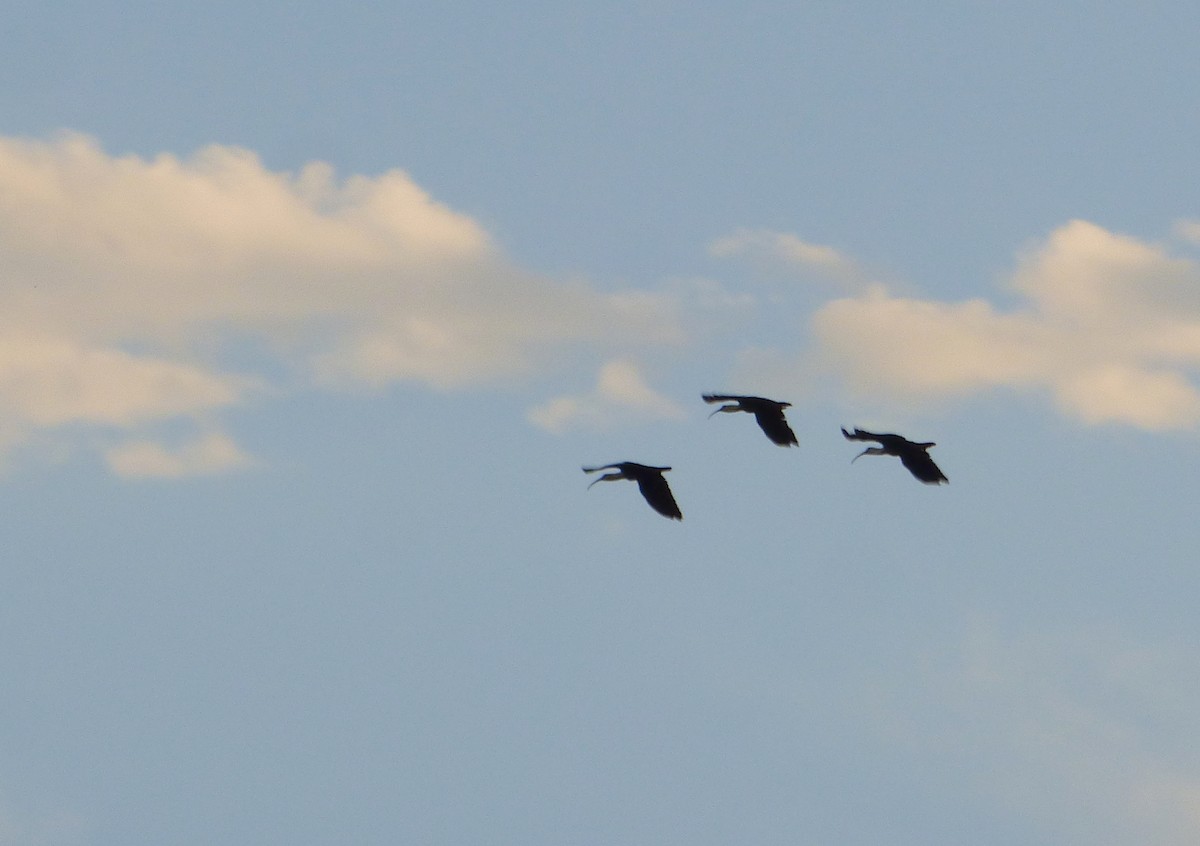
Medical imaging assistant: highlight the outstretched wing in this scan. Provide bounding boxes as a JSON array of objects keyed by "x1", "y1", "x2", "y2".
[
  {"x1": 582, "y1": 463, "x2": 621, "y2": 474},
  {"x1": 703, "y1": 393, "x2": 784, "y2": 407},
  {"x1": 623, "y1": 462, "x2": 672, "y2": 473},
  {"x1": 842, "y1": 427, "x2": 917, "y2": 451},
  {"x1": 898, "y1": 450, "x2": 948, "y2": 484},
  {"x1": 753, "y1": 407, "x2": 798, "y2": 446},
  {"x1": 636, "y1": 473, "x2": 683, "y2": 520},
  {"x1": 841, "y1": 427, "x2": 883, "y2": 443}
]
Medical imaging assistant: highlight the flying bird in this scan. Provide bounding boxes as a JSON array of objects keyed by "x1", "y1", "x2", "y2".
[
  {"x1": 582, "y1": 462, "x2": 683, "y2": 520},
  {"x1": 702, "y1": 394, "x2": 798, "y2": 447},
  {"x1": 841, "y1": 427, "x2": 948, "y2": 484}
]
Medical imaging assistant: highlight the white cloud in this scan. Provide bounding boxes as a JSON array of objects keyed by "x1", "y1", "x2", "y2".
[
  {"x1": 1056, "y1": 366, "x2": 1200, "y2": 430},
  {"x1": 709, "y1": 228, "x2": 859, "y2": 282},
  {"x1": 0, "y1": 132, "x2": 690, "y2": 472},
  {"x1": 0, "y1": 335, "x2": 250, "y2": 427},
  {"x1": 105, "y1": 432, "x2": 256, "y2": 479},
  {"x1": 808, "y1": 220, "x2": 1200, "y2": 430},
  {"x1": 527, "y1": 360, "x2": 686, "y2": 434}
]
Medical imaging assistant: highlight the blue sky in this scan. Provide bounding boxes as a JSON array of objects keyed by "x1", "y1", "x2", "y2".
[{"x1": 4, "y1": 2, "x2": 1200, "y2": 844}]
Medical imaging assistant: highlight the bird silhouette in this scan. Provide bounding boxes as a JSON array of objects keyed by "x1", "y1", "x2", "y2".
[
  {"x1": 582, "y1": 462, "x2": 683, "y2": 520},
  {"x1": 841, "y1": 427, "x2": 948, "y2": 484},
  {"x1": 702, "y1": 394, "x2": 798, "y2": 446}
]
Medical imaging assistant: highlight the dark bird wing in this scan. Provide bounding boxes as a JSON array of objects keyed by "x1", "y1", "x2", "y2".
[
  {"x1": 842, "y1": 427, "x2": 888, "y2": 444},
  {"x1": 636, "y1": 472, "x2": 683, "y2": 520},
  {"x1": 753, "y1": 407, "x2": 798, "y2": 446},
  {"x1": 842, "y1": 427, "x2": 915, "y2": 452},
  {"x1": 898, "y1": 450, "x2": 948, "y2": 484},
  {"x1": 702, "y1": 393, "x2": 783, "y2": 407},
  {"x1": 624, "y1": 462, "x2": 671, "y2": 473}
]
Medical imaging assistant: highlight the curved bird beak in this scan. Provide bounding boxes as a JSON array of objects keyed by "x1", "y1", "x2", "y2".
[
  {"x1": 707, "y1": 406, "x2": 729, "y2": 419},
  {"x1": 586, "y1": 477, "x2": 604, "y2": 490},
  {"x1": 850, "y1": 448, "x2": 870, "y2": 463}
]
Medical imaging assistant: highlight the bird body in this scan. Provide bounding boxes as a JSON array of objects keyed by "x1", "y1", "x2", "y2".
[
  {"x1": 582, "y1": 462, "x2": 683, "y2": 520},
  {"x1": 702, "y1": 394, "x2": 798, "y2": 447},
  {"x1": 841, "y1": 427, "x2": 948, "y2": 484}
]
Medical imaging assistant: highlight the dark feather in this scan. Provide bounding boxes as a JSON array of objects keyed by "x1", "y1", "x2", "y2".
[
  {"x1": 898, "y1": 450, "x2": 948, "y2": 484},
  {"x1": 752, "y1": 408, "x2": 799, "y2": 446},
  {"x1": 636, "y1": 473, "x2": 683, "y2": 520}
]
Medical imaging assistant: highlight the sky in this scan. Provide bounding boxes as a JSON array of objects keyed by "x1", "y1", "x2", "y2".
[{"x1": 3, "y1": 2, "x2": 1200, "y2": 844}]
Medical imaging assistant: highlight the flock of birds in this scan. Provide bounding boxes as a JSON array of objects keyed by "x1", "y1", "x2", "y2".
[{"x1": 584, "y1": 393, "x2": 948, "y2": 521}]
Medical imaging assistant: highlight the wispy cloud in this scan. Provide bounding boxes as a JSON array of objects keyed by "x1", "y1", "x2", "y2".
[
  {"x1": 709, "y1": 228, "x2": 861, "y2": 284},
  {"x1": 527, "y1": 359, "x2": 686, "y2": 434},
  {"x1": 0, "y1": 132, "x2": 690, "y2": 473},
  {"x1": 809, "y1": 220, "x2": 1200, "y2": 430},
  {"x1": 1172, "y1": 219, "x2": 1200, "y2": 245},
  {"x1": 869, "y1": 621, "x2": 1200, "y2": 846},
  {"x1": 105, "y1": 432, "x2": 256, "y2": 479}
]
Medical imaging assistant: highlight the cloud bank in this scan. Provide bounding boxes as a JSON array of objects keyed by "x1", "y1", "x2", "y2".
[
  {"x1": 727, "y1": 219, "x2": 1200, "y2": 431},
  {"x1": 5, "y1": 131, "x2": 1197, "y2": 478},
  {"x1": 0, "y1": 133, "x2": 687, "y2": 473}
]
